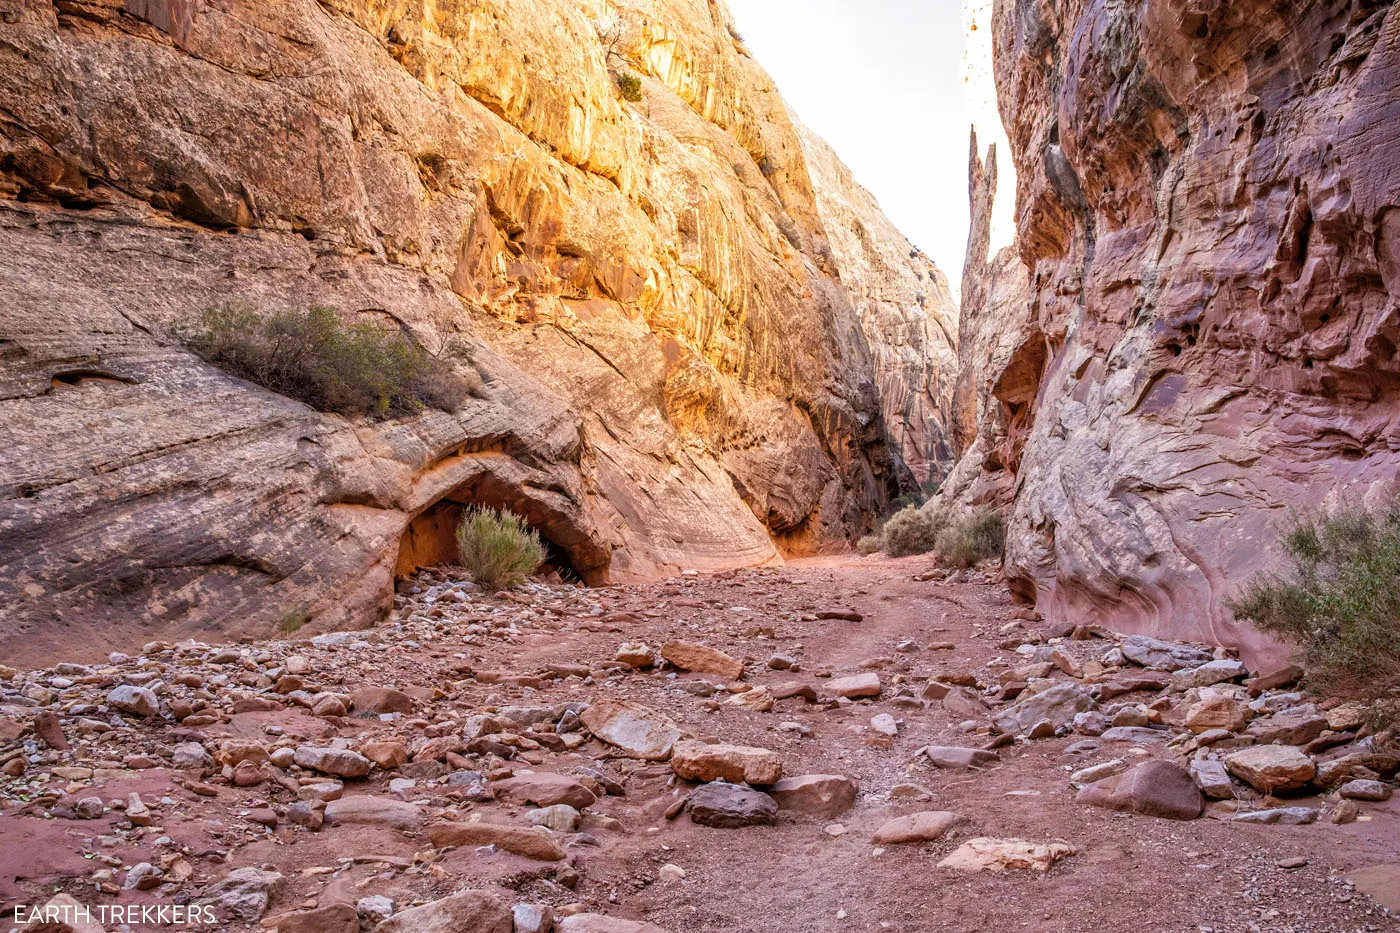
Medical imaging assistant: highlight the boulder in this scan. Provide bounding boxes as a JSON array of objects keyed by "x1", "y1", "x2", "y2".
[
  {"x1": 1189, "y1": 759, "x2": 1235, "y2": 800},
  {"x1": 828, "y1": 672, "x2": 882, "y2": 698},
  {"x1": 107, "y1": 685, "x2": 159, "y2": 717},
  {"x1": 294, "y1": 747, "x2": 372, "y2": 778},
  {"x1": 270, "y1": 904, "x2": 359, "y2": 933},
  {"x1": 1225, "y1": 745, "x2": 1316, "y2": 793},
  {"x1": 376, "y1": 890, "x2": 513, "y2": 933},
  {"x1": 768, "y1": 774, "x2": 858, "y2": 818},
  {"x1": 529, "y1": 804, "x2": 581, "y2": 832},
  {"x1": 670, "y1": 741, "x2": 782, "y2": 786},
  {"x1": 942, "y1": 686, "x2": 989, "y2": 719},
  {"x1": 917, "y1": 746, "x2": 998, "y2": 769},
  {"x1": 994, "y1": 684, "x2": 1096, "y2": 736},
  {"x1": 1315, "y1": 753, "x2": 1400, "y2": 788},
  {"x1": 1339, "y1": 779, "x2": 1392, "y2": 801},
  {"x1": 1245, "y1": 706, "x2": 1329, "y2": 746},
  {"x1": 428, "y1": 821, "x2": 566, "y2": 860},
  {"x1": 1096, "y1": 671, "x2": 1172, "y2": 700},
  {"x1": 615, "y1": 643, "x2": 653, "y2": 668},
  {"x1": 660, "y1": 641, "x2": 744, "y2": 679},
  {"x1": 1076, "y1": 760, "x2": 1202, "y2": 820},
  {"x1": 350, "y1": 687, "x2": 413, "y2": 714},
  {"x1": 492, "y1": 772, "x2": 598, "y2": 809},
  {"x1": 1233, "y1": 807, "x2": 1319, "y2": 825},
  {"x1": 202, "y1": 867, "x2": 285, "y2": 922},
  {"x1": 687, "y1": 782, "x2": 778, "y2": 828},
  {"x1": 513, "y1": 904, "x2": 556, "y2": 933},
  {"x1": 870, "y1": 810, "x2": 958, "y2": 844},
  {"x1": 1245, "y1": 665, "x2": 1304, "y2": 697},
  {"x1": 579, "y1": 700, "x2": 682, "y2": 761},
  {"x1": 1119, "y1": 636, "x2": 1213, "y2": 672},
  {"x1": 324, "y1": 796, "x2": 422, "y2": 832},
  {"x1": 937, "y1": 838, "x2": 1077, "y2": 873},
  {"x1": 727, "y1": 687, "x2": 774, "y2": 712},
  {"x1": 1069, "y1": 758, "x2": 1128, "y2": 788},
  {"x1": 1170, "y1": 659, "x2": 1247, "y2": 690},
  {"x1": 360, "y1": 741, "x2": 409, "y2": 769},
  {"x1": 1184, "y1": 696, "x2": 1250, "y2": 734},
  {"x1": 1100, "y1": 726, "x2": 1168, "y2": 744}
]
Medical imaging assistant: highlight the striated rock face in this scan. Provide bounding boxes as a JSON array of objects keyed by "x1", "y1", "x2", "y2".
[
  {"x1": 937, "y1": 131, "x2": 1032, "y2": 511},
  {"x1": 0, "y1": 0, "x2": 950, "y2": 664},
  {"x1": 960, "y1": 0, "x2": 1400, "y2": 664},
  {"x1": 796, "y1": 119, "x2": 959, "y2": 488}
]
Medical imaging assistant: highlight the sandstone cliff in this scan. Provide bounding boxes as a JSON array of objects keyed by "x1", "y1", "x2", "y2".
[
  {"x1": 938, "y1": 131, "x2": 1031, "y2": 511},
  {"x1": 0, "y1": 0, "x2": 954, "y2": 664},
  {"x1": 951, "y1": 0, "x2": 1400, "y2": 663},
  {"x1": 796, "y1": 119, "x2": 959, "y2": 489}
]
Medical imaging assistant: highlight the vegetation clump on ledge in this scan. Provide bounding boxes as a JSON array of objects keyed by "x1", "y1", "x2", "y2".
[
  {"x1": 456, "y1": 506, "x2": 546, "y2": 592},
  {"x1": 185, "y1": 305, "x2": 476, "y2": 419},
  {"x1": 1232, "y1": 503, "x2": 1400, "y2": 698},
  {"x1": 615, "y1": 71, "x2": 643, "y2": 102}
]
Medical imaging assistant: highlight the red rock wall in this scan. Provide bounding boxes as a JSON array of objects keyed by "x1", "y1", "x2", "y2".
[
  {"x1": 981, "y1": 0, "x2": 1400, "y2": 663},
  {"x1": 0, "y1": 0, "x2": 955, "y2": 664}
]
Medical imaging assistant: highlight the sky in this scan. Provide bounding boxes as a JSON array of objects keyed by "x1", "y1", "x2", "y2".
[{"x1": 726, "y1": 0, "x2": 980, "y2": 286}]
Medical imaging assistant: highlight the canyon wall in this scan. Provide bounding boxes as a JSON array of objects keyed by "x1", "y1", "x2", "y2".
[
  {"x1": 0, "y1": 0, "x2": 954, "y2": 665},
  {"x1": 957, "y1": 0, "x2": 1400, "y2": 663},
  {"x1": 796, "y1": 119, "x2": 959, "y2": 488}
]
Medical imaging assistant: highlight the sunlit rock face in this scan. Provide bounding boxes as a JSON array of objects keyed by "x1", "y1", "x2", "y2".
[
  {"x1": 975, "y1": 0, "x2": 1400, "y2": 664},
  {"x1": 796, "y1": 118, "x2": 960, "y2": 489},
  {"x1": 0, "y1": 0, "x2": 947, "y2": 664}
]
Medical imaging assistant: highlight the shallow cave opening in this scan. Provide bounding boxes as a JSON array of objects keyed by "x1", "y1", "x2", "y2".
[{"x1": 394, "y1": 483, "x2": 600, "y2": 586}]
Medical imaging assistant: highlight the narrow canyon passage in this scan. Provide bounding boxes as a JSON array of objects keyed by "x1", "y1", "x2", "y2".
[
  {"x1": 3, "y1": 0, "x2": 1400, "y2": 928},
  {"x1": 2, "y1": 559, "x2": 1396, "y2": 931}
]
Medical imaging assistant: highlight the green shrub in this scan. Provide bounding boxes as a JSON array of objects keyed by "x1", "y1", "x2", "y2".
[
  {"x1": 185, "y1": 305, "x2": 474, "y2": 419},
  {"x1": 616, "y1": 71, "x2": 643, "y2": 102},
  {"x1": 1231, "y1": 503, "x2": 1400, "y2": 698},
  {"x1": 882, "y1": 506, "x2": 942, "y2": 558},
  {"x1": 278, "y1": 608, "x2": 310, "y2": 634},
  {"x1": 935, "y1": 510, "x2": 1004, "y2": 569},
  {"x1": 856, "y1": 534, "x2": 881, "y2": 556},
  {"x1": 455, "y1": 506, "x2": 545, "y2": 591}
]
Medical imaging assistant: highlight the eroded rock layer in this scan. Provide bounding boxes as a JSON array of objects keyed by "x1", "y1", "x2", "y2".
[
  {"x1": 796, "y1": 119, "x2": 960, "y2": 488},
  {"x1": 969, "y1": 0, "x2": 1400, "y2": 663},
  {"x1": 0, "y1": 0, "x2": 954, "y2": 664}
]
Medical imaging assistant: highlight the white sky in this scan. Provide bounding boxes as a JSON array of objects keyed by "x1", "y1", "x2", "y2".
[{"x1": 727, "y1": 0, "x2": 977, "y2": 285}]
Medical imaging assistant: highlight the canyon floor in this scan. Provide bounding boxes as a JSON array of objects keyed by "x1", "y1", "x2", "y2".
[{"x1": 3, "y1": 557, "x2": 1400, "y2": 933}]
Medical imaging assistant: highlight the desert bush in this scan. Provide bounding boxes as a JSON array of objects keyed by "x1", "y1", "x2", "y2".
[
  {"x1": 616, "y1": 71, "x2": 643, "y2": 102},
  {"x1": 278, "y1": 608, "x2": 310, "y2": 634},
  {"x1": 935, "y1": 510, "x2": 1005, "y2": 569},
  {"x1": 1231, "y1": 503, "x2": 1400, "y2": 697},
  {"x1": 185, "y1": 305, "x2": 474, "y2": 418},
  {"x1": 882, "y1": 506, "x2": 943, "y2": 558},
  {"x1": 856, "y1": 534, "x2": 882, "y2": 556},
  {"x1": 455, "y1": 506, "x2": 545, "y2": 591}
]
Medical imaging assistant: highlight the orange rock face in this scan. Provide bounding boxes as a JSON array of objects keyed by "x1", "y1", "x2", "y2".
[
  {"x1": 0, "y1": 0, "x2": 955, "y2": 664},
  {"x1": 946, "y1": 0, "x2": 1400, "y2": 665}
]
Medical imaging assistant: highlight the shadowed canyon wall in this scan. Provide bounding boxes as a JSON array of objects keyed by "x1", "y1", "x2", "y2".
[
  {"x1": 945, "y1": 0, "x2": 1400, "y2": 664},
  {"x1": 0, "y1": 0, "x2": 956, "y2": 664},
  {"x1": 796, "y1": 119, "x2": 960, "y2": 489}
]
